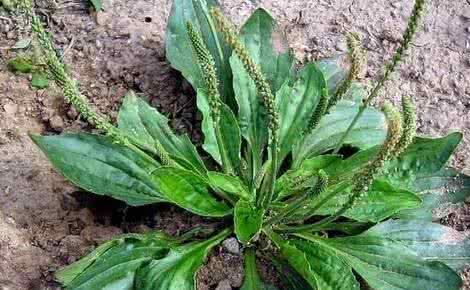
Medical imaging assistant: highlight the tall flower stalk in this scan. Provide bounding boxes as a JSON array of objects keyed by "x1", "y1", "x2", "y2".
[
  {"x1": 211, "y1": 7, "x2": 280, "y2": 209},
  {"x1": 20, "y1": 0, "x2": 174, "y2": 166},
  {"x1": 283, "y1": 101, "x2": 403, "y2": 233},
  {"x1": 333, "y1": 0, "x2": 425, "y2": 154},
  {"x1": 186, "y1": 22, "x2": 234, "y2": 174}
]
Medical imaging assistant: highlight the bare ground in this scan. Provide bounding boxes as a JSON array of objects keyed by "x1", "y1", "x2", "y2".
[{"x1": 0, "y1": 0, "x2": 469, "y2": 289}]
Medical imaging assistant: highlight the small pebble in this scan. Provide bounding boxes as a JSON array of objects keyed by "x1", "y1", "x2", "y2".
[
  {"x1": 461, "y1": 7, "x2": 470, "y2": 20},
  {"x1": 215, "y1": 279, "x2": 232, "y2": 290},
  {"x1": 49, "y1": 115, "x2": 65, "y2": 132},
  {"x1": 6, "y1": 31, "x2": 15, "y2": 40},
  {"x1": 222, "y1": 237, "x2": 240, "y2": 255}
]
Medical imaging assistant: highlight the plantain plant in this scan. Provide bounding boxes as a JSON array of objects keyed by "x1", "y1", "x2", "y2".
[{"x1": 20, "y1": 0, "x2": 470, "y2": 289}]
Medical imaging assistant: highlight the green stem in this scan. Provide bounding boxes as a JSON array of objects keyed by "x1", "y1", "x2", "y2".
[
  {"x1": 278, "y1": 196, "x2": 355, "y2": 234},
  {"x1": 265, "y1": 193, "x2": 308, "y2": 226},
  {"x1": 333, "y1": 0, "x2": 425, "y2": 154},
  {"x1": 267, "y1": 171, "x2": 328, "y2": 228},
  {"x1": 212, "y1": 187, "x2": 236, "y2": 206},
  {"x1": 254, "y1": 158, "x2": 271, "y2": 191},
  {"x1": 27, "y1": 6, "x2": 177, "y2": 167},
  {"x1": 262, "y1": 142, "x2": 278, "y2": 208},
  {"x1": 214, "y1": 121, "x2": 234, "y2": 174}
]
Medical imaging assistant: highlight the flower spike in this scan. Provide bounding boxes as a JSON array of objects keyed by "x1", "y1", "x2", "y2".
[
  {"x1": 306, "y1": 88, "x2": 329, "y2": 133},
  {"x1": 332, "y1": 0, "x2": 425, "y2": 154},
  {"x1": 327, "y1": 32, "x2": 366, "y2": 111},
  {"x1": 210, "y1": 7, "x2": 279, "y2": 142},
  {"x1": 23, "y1": 1, "x2": 174, "y2": 166},
  {"x1": 392, "y1": 96, "x2": 417, "y2": 157},
  {"x1": 210, "y1": 7, "x2": 279, "y2": 207},
  {"x1": 186, "y1": 22, "x2": 221, "y2": 120}
]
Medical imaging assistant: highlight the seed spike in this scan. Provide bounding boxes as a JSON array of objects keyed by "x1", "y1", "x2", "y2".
[
  {"x1": 266, "y1": 170, "x2": 329, "y2": 226},
  {"x1": 186, "y1": 21, "x2": 221, "y2": 121},
  {"x1": 344, "y1": 101, "x2": 402, "y2": 206},
  {"x1": 306, "y1": 87, "x2": 329, "y2": 134},
  {"x1": 210, "y1": 7, "x2": 279, "y2": 142},
  {"x1": 281, "y1": 102, "x2": 402, "y2": 233},
  {"x1": 332, "y1": 0, "x2": 425, "y2": 154},
  {"x1": 210, "y1": 7, "x2": 279, "y2": 207},
  {"x1": 327, "y1": 32, "x2": 366, "y2": 111},
  {"x1": 22, "y1": 1, "x2": 174, "y2": 166},
  {"x1": 187, "y1": 21, "x2": 235, "y2": 173},
  {"x1": 392, "y1": 96, "x2": 416, "y2": 157}
]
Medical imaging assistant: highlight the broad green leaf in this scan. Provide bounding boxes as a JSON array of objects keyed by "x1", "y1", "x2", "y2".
[
  {"x1": 57, "y1": 230, "x2": 230, "y2": 290},
  {"x1": 56, "y1": 238, "x2": 122, "y2": 286},
  {"x1": 315, "y1": 55, "x2": 348, "y2": 96},
  {"x1": 118, "y1": 92, "x2": 207, "y2": 175},
  {"x1": 270, "y1": 256, "x2": 313, "y2": 290},
  {"x1": 31, "y1": 133, "x2": 164, "y2": 206},
  {"x1": 276, "y1": 64, "x2": 327, "y2": 161},
  {"x1": 152, "y1": 167, "x2": 231, "y2": 217},
  {"x1": 165, "y1": 0, "x2": 233, "y2": 105},
  {"x1": 239, "y1": 8, "x2": 294, "y2": 93},
  {"x1": 301, "y1": 221, "x2": 372, "y2": 236},
  {"x1": 275, "y1": 155, "x2": 341, "y2": 200},
  {"x1": 7, "y1": 55, "x2": 33, "y2": 73},
  {"x1": 315, "y1": 55, "x2": 365, "y2": 103},
  {"x1": 56, "y1": 232, "x2": 176, "y2": 289},
  {"x1": 89, "y1": 0, "x2": 102, "y2": 11},
  {"x1": 234, "y1": 200, "x2": 264, "y2": 244},
  {"x1": 270, "y1": 233, "x2": 359, "y2": 290},
  {"x1": 230, "y1": 55, "x2": 267, "y2": 175},
  {"x1": 381, "y1": 133, "x2": 469, "y2": 220},
  {"x1": 384, "y1": 133, "x2": 462, "y2": 189},
  {"x1": 366, "y1": 220, "x2": 470, "y2": 271},
  {"x1": 395, "y1": 167, "x2": 470, "y2": 220},
  {"x1": 135, "y1": 229, "x2": 230, "y2": 290},
  {"x1": 31, "y1": 71, "x2": 49, "y2": 89},
  {"x1": 293, "y1": 100, "x2": 387, "y2": 168},
  {"x1": 1, "y1": 0, "x2": 15, "y2": 11},
  {"x1": 208, "y1": 171, "x2": 250, "y2": 199},
  {"x1": 196, "y1": 89, "x2": 241, "y2": 169},
  {"x1": 312, "y1": 178, "x2": 422, "y2": 222},
  {"x1": 232, "y1": 8, "x2": 293, "y2": 174},
  {"x1": 299, "y1": 233, "x2": 462, "y2": 290},
  {"x1": 241, "y1": 248, "x2": 277, "y2": 290},
  {"x1": 322, "y1": 146, "x2": 378, "y2": 180}
]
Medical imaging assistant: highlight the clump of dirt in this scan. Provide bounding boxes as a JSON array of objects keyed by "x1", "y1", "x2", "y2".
[{"x1": 1, "y1": 0, "x2": 469, "y2": 289}]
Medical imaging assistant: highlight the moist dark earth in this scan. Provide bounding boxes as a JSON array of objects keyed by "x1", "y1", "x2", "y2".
[{"x1": 1, "y1": 0, "x2": 470, "y2": 289}]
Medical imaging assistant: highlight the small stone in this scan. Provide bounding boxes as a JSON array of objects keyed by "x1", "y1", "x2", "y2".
[
  {"x1": 95, "y1": 11, "x2": 108, "y2": 26},
  {"x1": 391, "y1": 2, "x2": 401, "y2": 8},
  {"x1": 59, "y1": 235, "x2": 88, "y2": 261},
  {"x1": 6, "y1": 31, "x2": 15, "y2": 40},
  {"x1": 49, "y1": 115, "x2": 65, "y2": 131},
  {"x1": 335, "y1": 41, "x2": 348, "y2": 52},
  {"x1": 222, "y1": 237, "x2": 240, "y2": 255},
  {"x1": 461, "y1": 7, "x2": 470, "y2": 20},
  {"x1": 215, "y1": 279, "x2": 232, "y2": 290},
  {"x1": 2, "y1": 24, "x2": 11, "y2": 33},
  {"x1": 3, "y1": 103, "x2": 18, "y2": 116}
]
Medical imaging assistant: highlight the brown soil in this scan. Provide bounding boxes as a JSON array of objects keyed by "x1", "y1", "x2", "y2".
[{"x1": 0, "y1": 0, "x2": 469, "y2": 289}]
